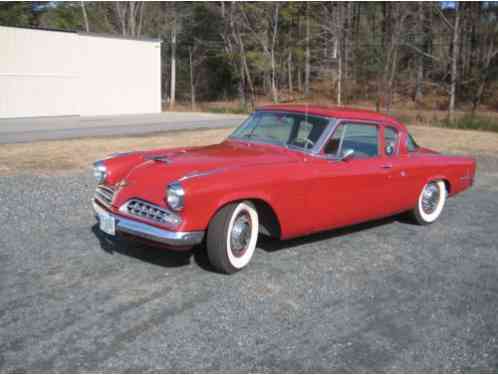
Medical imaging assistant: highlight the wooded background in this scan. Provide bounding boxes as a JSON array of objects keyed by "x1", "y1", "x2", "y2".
[{"x1": 2, "y1": 2, "x2": 498, "y2": 120}]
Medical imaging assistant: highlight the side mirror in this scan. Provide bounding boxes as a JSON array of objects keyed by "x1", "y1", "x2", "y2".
[{"x1": 340, "y1": 148, "x2": 355, "y2": 161}]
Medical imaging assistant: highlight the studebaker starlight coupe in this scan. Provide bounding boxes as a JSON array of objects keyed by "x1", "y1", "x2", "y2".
[{"x1": 92, "y1": 105, "x2": 476, "y2": 273}]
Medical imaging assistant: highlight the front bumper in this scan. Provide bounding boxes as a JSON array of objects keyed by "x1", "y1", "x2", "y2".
[{"x1": 92, "y1": 200, "x2": 204, "y2": 247}]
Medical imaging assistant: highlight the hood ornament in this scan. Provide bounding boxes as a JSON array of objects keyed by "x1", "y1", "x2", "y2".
[{"x1": 115, "y1": 179, "x2": 129, "y2": 189}]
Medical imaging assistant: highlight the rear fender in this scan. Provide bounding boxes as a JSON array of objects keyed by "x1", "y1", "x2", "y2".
[{"x1": 422, "y1": 174, "x2": 452, "y2": 196}]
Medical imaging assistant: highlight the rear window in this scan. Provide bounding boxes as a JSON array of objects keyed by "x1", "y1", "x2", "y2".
[{"x1": 406, "y1": 133, "x2": 419, "y2": 152}]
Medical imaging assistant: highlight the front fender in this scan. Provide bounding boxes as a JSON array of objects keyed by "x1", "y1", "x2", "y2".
[
  {"x1": 101, "y1": 153, "x2": 144, "y2": 185},
  {"x1": 180, "y1": 185, "x2": 279, "y2": 232},
  {"x1": 214, "y1": 191, "x2": 274, "y2": 213},
  {"x1": 177, "y1": 162, "x2": 308, "y2": 235}
]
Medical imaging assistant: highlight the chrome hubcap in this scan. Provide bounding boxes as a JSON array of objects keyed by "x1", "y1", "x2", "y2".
[
  {"x1": 230, "y1": 211, "x2": 252, "y2": 256},
  {"x1": 422, "y1": 183, "x2": 440, "y2": 214}
]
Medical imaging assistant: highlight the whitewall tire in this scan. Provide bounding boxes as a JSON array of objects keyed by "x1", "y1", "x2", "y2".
[
  {"x1": 411, "y1": 180, "x2": 447, "y2": 225},
  {"x1": 206, "y1": 201, "x2": 259, "y2": 274}
]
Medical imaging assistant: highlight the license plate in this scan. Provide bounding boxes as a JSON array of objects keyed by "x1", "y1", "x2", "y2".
[{"x1": 99, "y1": 211, "x2": 116, "y2": 236}]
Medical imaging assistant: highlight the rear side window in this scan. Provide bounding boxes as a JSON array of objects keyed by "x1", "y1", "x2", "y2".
[
  {"x1": 324, "y1": 123, "x2": 379, "y2": 158},
  {"x1": 406, "y1": 133, "x2": 419, "y2": 152}
]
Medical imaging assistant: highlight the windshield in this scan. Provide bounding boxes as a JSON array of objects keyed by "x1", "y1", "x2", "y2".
[{"x1": 230, "y1": 111, "x2": 330, "y2": 151}]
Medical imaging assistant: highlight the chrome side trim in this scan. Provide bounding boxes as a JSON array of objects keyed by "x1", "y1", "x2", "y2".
[
  {"x1": 93, "y1": 200, "x2": 204, "y2": 247},
  {"x1": 178, "y1": 168, "x2": 227, "y2": 181},
  {"x1": 104, "y1": 151, "x2": 136, "y2": 160}
]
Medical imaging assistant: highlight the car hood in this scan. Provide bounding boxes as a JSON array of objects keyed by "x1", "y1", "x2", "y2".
[{"x1": 112, "y1": 139, "x2": 300, "y2": 207}]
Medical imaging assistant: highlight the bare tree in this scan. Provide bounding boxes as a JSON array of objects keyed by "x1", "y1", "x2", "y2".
[
  {"x1": 318, "y1": 3, "x2": 346, "y2": 105},
  {"x1": 471, "y1": 5, "x2": 498, "y2": 113},
  {"x1": 46, "y1": 2, "x2": 498, "y2": 112},
  {"x1": 188, "y1": 47, "x2": 195, "y2": 109},
  {"x1": 304, "y1": 2, "x2": 310, "y2": 97},
  {"x1": 413, "y1": 2, "x2": 425, "y2": 102},
  {"x1": 239, "y1": 2, "x2": 281, "y2": 103},
  {"x1": 112, "y1": 2, "x2": 145, "y2": 37},
  {"x1": 170, "y1": 8, "x2": 176, "y2": 109},
  {"x1": 220, "y1": 2, "x2": 255, "y2": 108},
  {"x1": 80, "y1": 1, "x2": 90, "y2": 32},
  {"x1": 287, "y1": 50, "x2": 293, "y2": 93},
  {"x1": 375, "y1": 3, "x2": 408, "y2": 113},
  {"x1": 187, "y1": 40, "x2": 207, "y2": 110},
  {"x1": 336, "y1": 3, "x2": 346, "y2": 106},
  {"x1": 448, "y1": 4, "x2": 460, "y2": 122},
  {"x1": 270, "y1": 3, "x2": 280, "y2": 102}
]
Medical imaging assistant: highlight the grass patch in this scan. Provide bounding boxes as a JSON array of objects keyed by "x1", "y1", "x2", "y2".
[
  {"x1": 2, "y1": 125, "x2": 498, "y2": 176},
  {"x1": 408, "y1": 125, "x2": 498, "y2": 156},
  {"x1": 0, "y1": 128, "x2": 232, "y2": 176},
  {"x1": 206, "y1": 106, "x2": 251, "y2": 115},
  {"x1": 438, "y1": 114, "x2": 498, "y2": 133}
]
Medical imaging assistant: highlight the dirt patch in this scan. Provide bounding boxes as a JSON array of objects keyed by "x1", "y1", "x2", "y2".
[{"x1": 1, "y1": 125, "x2": 497, "y2": 176}]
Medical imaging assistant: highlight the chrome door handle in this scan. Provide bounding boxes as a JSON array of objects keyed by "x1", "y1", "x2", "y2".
[{"x1": 380, "y1": 164, "x2": 393, "y2": 169}]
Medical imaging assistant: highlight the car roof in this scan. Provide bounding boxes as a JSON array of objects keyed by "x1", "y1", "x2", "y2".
[{"x1": 257, "y1": 104, "x2": 402, "y2": 127}]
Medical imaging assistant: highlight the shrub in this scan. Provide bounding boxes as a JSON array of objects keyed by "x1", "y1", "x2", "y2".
[{"x1": 438, "y1": 114, "x2": 498, "y2": 133}]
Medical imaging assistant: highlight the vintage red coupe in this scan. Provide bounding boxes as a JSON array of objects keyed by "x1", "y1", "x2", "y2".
[{"x1": 92, "y1": 105, "x2": 476, "y2": 273}]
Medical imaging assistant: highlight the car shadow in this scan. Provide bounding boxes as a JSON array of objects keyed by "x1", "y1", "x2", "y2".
[
  {"x1": 91, "y1": 213, "x2": 412, "y2": 271},
  {"x1": 91, "y1": 224, "x2": 214, "y2": 271},
  {"x1": 257, "y1": 215, "x2": 405, "y2": 252}
]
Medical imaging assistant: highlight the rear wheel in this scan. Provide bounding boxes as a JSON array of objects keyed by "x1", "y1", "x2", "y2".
[
  {"x1": 411, "y1": 180, "x2": 447, "y2": 225},
  {"x1": 206, "y1": 201, "x2": 259, "y2": 274}
]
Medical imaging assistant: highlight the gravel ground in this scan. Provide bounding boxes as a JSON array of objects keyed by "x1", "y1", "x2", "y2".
[{"x1": 1, "y1": 156, "x2": 497, "y2": 372}]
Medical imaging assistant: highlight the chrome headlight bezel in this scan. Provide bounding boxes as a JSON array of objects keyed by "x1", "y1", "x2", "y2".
[
  {"x1": 93, "y1": 161, "x2": 108, "y2": 184},
  {"x1": 166, "y1": 181, "x2": 185, "y2": 211}
]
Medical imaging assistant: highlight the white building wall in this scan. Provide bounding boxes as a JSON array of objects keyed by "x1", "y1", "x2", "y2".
[
  {"x1": 79, "y1": 34, "x2": 161, "y2": 116},
  {"x1": 0, "y1": 26, "x2": 161, "y2": 118}
]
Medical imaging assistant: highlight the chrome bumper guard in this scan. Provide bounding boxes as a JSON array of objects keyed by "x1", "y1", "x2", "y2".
[{"x1": 92, "y1": 200, "x2": 204, "y2": 247}]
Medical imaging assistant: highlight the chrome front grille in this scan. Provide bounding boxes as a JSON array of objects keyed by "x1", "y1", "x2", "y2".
[
  {"x1": 121, "y1": 199, "x2": 181, "y2": 226},
  {"x1": 95, "y1": 185, "x2": 115, "y2": 206}
]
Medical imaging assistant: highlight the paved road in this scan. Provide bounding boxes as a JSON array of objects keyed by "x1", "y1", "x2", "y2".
[
  {"x1": 1, "y1": 157, "x2": 497, "y2": 371},
  {"x1": 0, "y1": 112, "x2": 246, "y2": 144}
]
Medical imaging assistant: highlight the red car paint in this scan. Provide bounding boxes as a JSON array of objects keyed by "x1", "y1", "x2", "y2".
[{"x1": 96, "y1": 105, "x2": 476, "y2": 245}]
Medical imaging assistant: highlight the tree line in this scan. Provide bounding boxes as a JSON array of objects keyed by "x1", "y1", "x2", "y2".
[{"x1": 1, "y1": 2, "x2": 498, "y2": 119}]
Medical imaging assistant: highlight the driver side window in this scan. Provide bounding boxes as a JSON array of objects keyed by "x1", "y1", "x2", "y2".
[
  {"x1": 384, "y1": 127, "x2": 398, "y2": 157},
  {"x1": 324, "y1": 122, "x2": 379, "y2": 158}
]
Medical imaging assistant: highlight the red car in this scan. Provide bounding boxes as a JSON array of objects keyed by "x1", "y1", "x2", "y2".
[{"x1": 92, "y1": 105, "x2": 476, "y2": 273}]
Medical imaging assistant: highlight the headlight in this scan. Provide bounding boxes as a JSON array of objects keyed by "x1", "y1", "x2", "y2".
[
  {"x1": 93, "y1": 161, "x2": 107, "y2": 184},
  {"x1": 166, "y1": 181, "x2": 185, "y2": 211}
]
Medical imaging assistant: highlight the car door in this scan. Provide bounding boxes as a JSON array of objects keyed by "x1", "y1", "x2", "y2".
[
  {"x1": 379, "y1": 125, "x2": 421, "y2": 214},
  {"x1": 306, "y1": 121, "x2": 393, "y2": 232}
]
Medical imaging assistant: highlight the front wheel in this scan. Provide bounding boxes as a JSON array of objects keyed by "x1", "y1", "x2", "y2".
[
  {"x1": 206, "y1": 201, "x2": 259, "y2": 274},
  {"x1": 411, "y1": 180, "x2": 447, "y2": 225}
]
